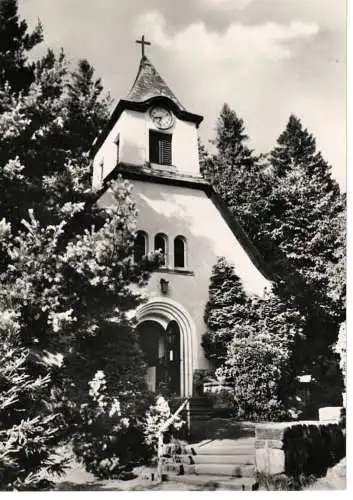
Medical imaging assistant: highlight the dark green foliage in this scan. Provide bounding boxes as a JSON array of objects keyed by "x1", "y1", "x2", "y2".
[
  {"x1": 202, "y1": 257, "x2": 249, "y2": 366},
  {"x1": 203, "y1": 105, "x2": 346, "y2": 415},
  {"x1": 212, "y1": 103, "x2": 253, "y2": 160},
  {"x1": 202, "y1": 104, "x2": 272, "y2": 239},
  {"x1": 0, "y1": 0, "x2": 43, "y2": 93},
  {"x1": 0, "y1": 48, "x2": 112, "y2": 230},
  {"x1": 221, "y1": 294, "x2": 301, "y2": 422},
  {"x1": 270, "y1": 115, "x2": 338, "y2": 189},
  {"x1": 266, "y1": 115, "x2": 345, "y2": 322},
  {"x1": 72, "y1": 395, "x2": 154, "y2": 479},
  {"x1": 0, "y1": 2, "x2": 154, "y2": 487},
  {"x1": 64, "y1": 321, "x2": 148, "y2": 411},
  {"x1": 65, "y1": 59, "x2": 112, "y2": 158},
  {"x1": 293, "y1": 336, "x2": 344, "y2": 418},
  {"x1": 325, "y1": 203, "x2": 346, "y2": 317},
  {"x1": 205, "y1": 106, "x2": 345, "y2": 323},
  {"x1": 198, "y1": 137, "x2": 209, "y2": 176},
  {"x1": 283, "y1": 423, "x2": 345, "y2": 478},
  {"x1": 266, "y1": 116, "x2": 346, "y2": 410},
  {"x1": 203, "y1": 257, "x2": 304, "y2": 421},
  {"x1": 0, "y1": 301, "x2": 67, "y2": 490},
  {"x1": 224, "y1": 335, "x2": 291, "y2": 421}
]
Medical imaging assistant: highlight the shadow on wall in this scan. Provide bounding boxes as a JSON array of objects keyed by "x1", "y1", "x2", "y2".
[
  {"x1": 122, "y1": 139, "x2": 145, "y2": 166},
  {"x1": 99, "y1": 178, "x2": 267, "y2": 373}
]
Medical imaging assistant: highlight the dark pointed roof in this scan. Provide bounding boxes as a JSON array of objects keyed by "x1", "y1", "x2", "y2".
[{"x1": 126, "y1": 56, "x2": 186, "y2": 110}]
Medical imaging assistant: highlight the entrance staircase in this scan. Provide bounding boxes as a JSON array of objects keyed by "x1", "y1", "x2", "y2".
[
  {"x1": 162, "y1": 397, "x2": 258, "y2": 490},
  {"x1": 161, "y1": 436, "x2": 257, "y2": 490}
]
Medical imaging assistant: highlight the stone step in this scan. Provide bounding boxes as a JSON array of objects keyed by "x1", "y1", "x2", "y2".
[
  {"x1": 188, "y1": 411, "x2": 216, "y2": 416},
  {"x1": 186, "y1": 444, "x2": 255, "y2": 456},
  {"x1": 170, "y1": 398, "x2": 212, "y2": 410},
  {"x1": 189, "y1": 415, "x2": 217, "y2": 422},
  {"x1": 163, "y1": 438, "x2": 255, "y2": 456},
  {"x1": 163, "y1": 474, "x2": 258, "y2": 490},
  {"x1": 189, "y1": 406, "x2": 212, "y2": 410},
  {"x1": 189, "y1": 397, "x2": 212, "y2": 404},
  {"x1": 189, "y1": 405, "x2": 212, "y2": 410},
  {"x1": 193, "y1": 437, "x2": 255, "y2": 445},
  {"x1": 173, "y1": 454, "x2": 254, "y2": 465},
  {"x1": 189, "y1": 421, "x2": 255, "y2": 443},
  {"x1": 163, "y1": 462, "x2": 255, "y2": 477}
]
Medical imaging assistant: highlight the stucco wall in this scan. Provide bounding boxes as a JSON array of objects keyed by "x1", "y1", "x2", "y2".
[
  {"x1": 98, "y1": 179, "x2": 271, "y2": 370},
  {"x1": 92, "y1": 109, "x2": 200, "y2": 188}
]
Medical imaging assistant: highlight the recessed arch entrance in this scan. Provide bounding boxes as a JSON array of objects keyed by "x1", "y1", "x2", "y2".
[
  {"x1": 135, "y1": 298, "x2": 197, "y2": 397},
  {"x1": 136, "y1": 319, "x2": 181, "y2": 395}
]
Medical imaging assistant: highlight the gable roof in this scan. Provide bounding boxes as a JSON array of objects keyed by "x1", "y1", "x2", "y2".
[
  {"x1": 100, "y1": 163, "x2": 277, "y2": 283},
  {"x1": 96, "y1": 163, "x2": 321, "y2": 309}
]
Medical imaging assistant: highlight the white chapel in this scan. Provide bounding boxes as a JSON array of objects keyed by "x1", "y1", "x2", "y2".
[{"x1": 91, "y1": 40, "x2": 272, "y2": 398}]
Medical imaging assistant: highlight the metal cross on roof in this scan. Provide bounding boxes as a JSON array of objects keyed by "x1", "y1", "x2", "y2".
[{"x1": 136, "y1": 34, "x2": 151, "y2": 57}]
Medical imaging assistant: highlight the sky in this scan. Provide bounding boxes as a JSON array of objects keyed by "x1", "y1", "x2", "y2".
[{"x1": 19, "y1": 0, "x2": 347, "y2": 188}]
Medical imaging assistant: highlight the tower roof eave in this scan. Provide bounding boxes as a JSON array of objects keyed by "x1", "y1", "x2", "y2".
[
  {"x1": 90, "y1": 97, "x2": 203, "y2": 158},
  {"x1": 90, "y1": 55, "x2": 203, "y2": 158}
]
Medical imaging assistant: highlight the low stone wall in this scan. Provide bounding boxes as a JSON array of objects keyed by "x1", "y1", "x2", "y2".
[{"x1": 255, "y1": 417, "x2": 345, "y2": 477}]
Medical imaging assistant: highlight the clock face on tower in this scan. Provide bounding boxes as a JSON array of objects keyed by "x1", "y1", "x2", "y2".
[{"x1": 149, "y1": 107, "x2": 174, "y2": 130}]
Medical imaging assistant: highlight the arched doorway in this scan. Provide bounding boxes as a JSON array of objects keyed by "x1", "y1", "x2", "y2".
[
  {"x1": 135, "y1": 297, "x2": 197, "y2": 397},
  {"x1": 137, "y1": 319, "x2": 181, "y2": 395}
]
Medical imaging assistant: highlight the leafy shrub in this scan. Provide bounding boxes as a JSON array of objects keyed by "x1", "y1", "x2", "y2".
[
  {"x1": 0, "y1": 307, "x2": 66, "y2": 490},
  {"x1": 219, "y1": 327, "x2": 293, "y2": 421},
  {"x1": 143, "y1": 395, "x2": 185, "y2": 458},
  {"x1": 73, "y1": 372, "x2": 184, "y2": 479},
  {"x1": 202, "y1": 257, "x2": 305, "y2": 421},
  {"x1": 72, "y1": 371, "x2": 153, "y2": 479},
  {"x1": 283, "y1": 423, "x2": 345, "y2": 477},
  {"x1": 192, "y1": 369, "x2": 214, "y2": 396}
]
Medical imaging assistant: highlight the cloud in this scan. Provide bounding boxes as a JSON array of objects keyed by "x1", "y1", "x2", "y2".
[
  {"x1": 134, "y1": 11, "x2": 319, "y2": 63},
  {"x1": 132, "y1": 11, "x2": 344, "y2": 188},
  {"x1": 199, "y1": 0, "x2": 254, "y2": 10}
]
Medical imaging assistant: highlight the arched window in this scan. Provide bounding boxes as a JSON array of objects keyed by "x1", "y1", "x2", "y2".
[
  {"x1": 154, "y1": 233, "x2": 168, "y2": 266},
  {"x1": 174, "y1": 236, "x2": 186, "y2": 269},
  {"x1": 134, "y1": 231, "x2": 148, "y2": 263}
]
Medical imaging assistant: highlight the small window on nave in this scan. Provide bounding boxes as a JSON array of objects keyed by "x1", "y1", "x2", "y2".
[
  {"x1": 134, "y1": 231, "x2": 148, "y2": 263},
  {"x1": 154, "y1": 233, "x2": 168, "y2": 266},
  {"x1": 115, "y1": 134, "x2": 120, "y2": 165},
  {"x1": 174, "y1": 236, "x2": 186, "y2": 269},
  {"x1": 149, "y1": 130, "x2": 172, "y2": 166},
  {"x1": 99, "y1": 157, "x2": 104, "y2": 182}
]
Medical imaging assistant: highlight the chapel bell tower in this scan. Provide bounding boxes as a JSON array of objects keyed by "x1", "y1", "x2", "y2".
[{"x1": 92, "y1": 36, "x2": 204, "y2": 188}]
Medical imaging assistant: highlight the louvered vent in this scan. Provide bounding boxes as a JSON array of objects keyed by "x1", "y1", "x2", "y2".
[{"x1": 149, "y1": 131, "x2": 172, "y2": 166}]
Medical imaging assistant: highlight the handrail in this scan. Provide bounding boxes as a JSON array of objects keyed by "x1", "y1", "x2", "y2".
[
  {"x1": 160, "y1": 398, "x2": 189, "y2": 433},
  {"x1": 157, "y1": 398, "x2": 190, "y2": 478}
]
